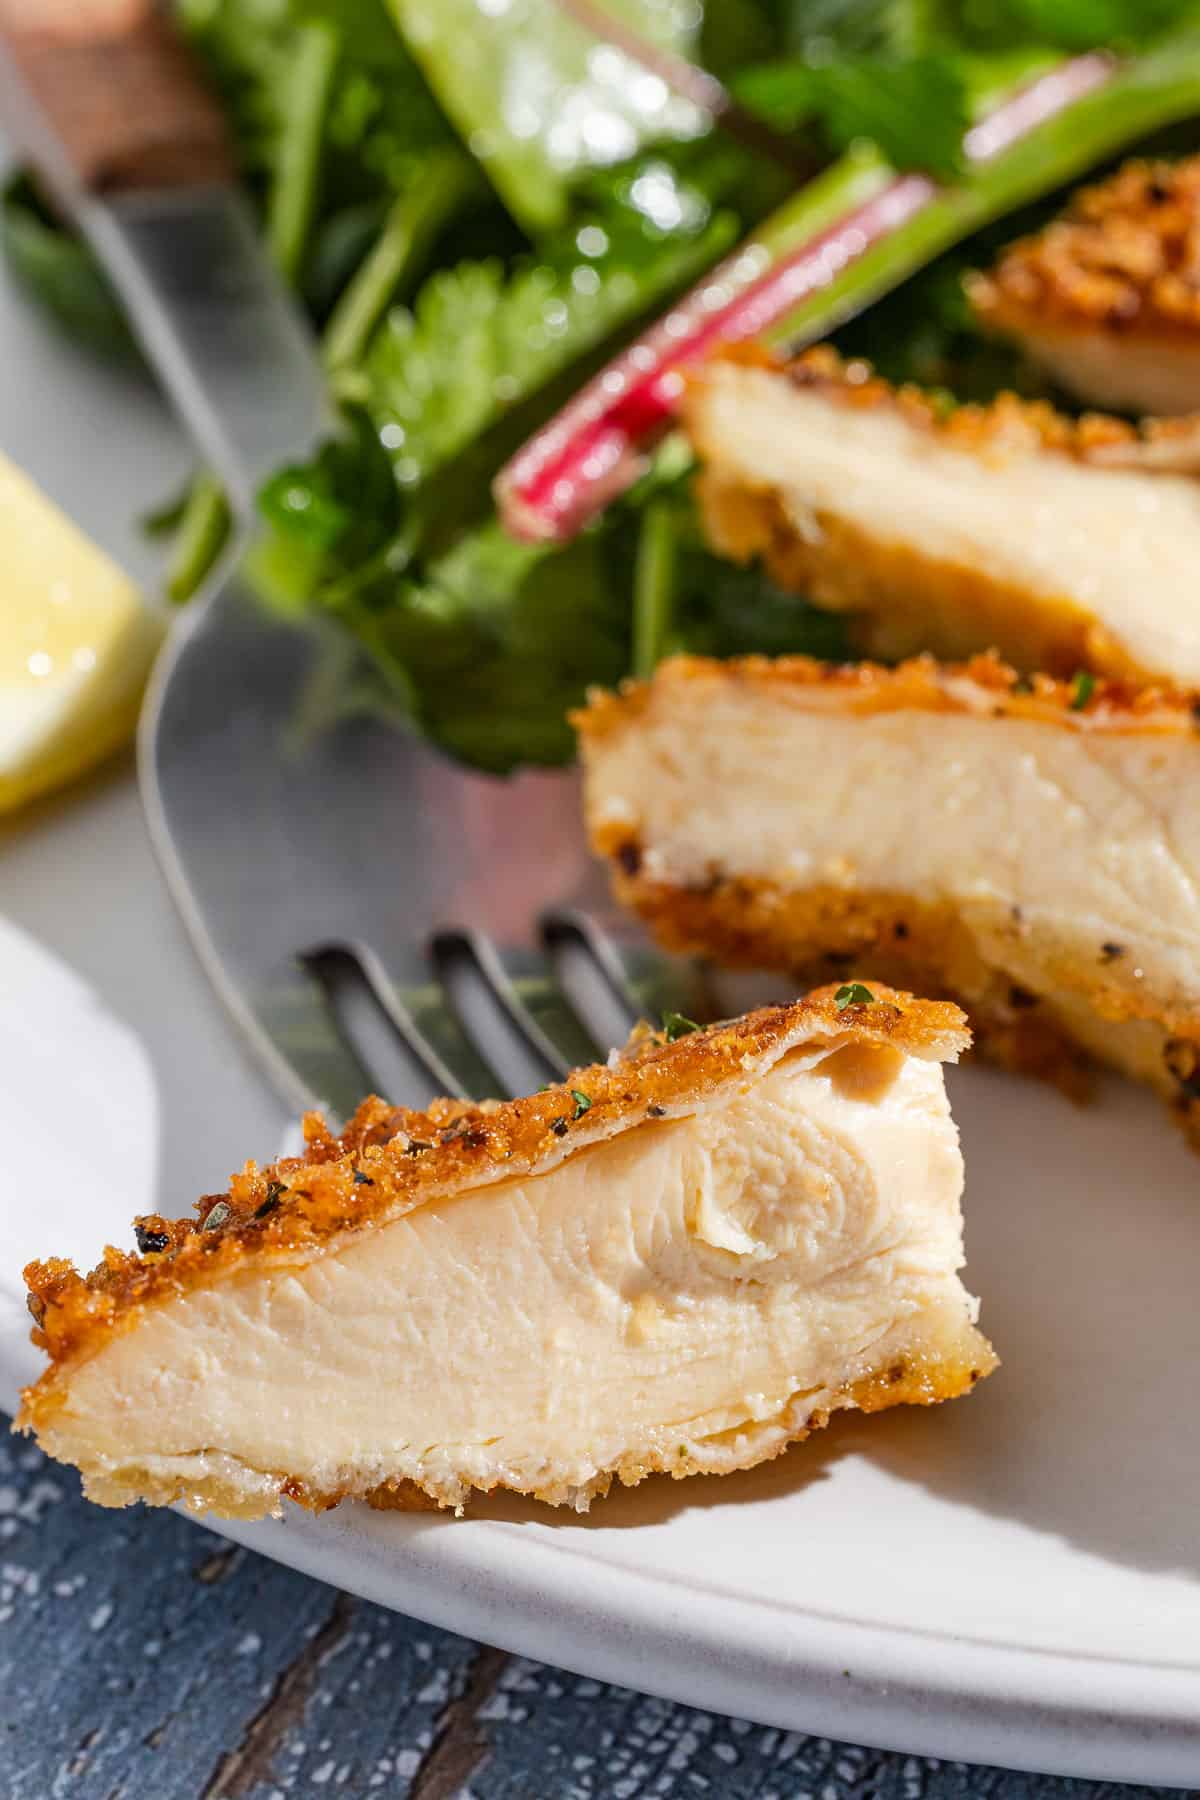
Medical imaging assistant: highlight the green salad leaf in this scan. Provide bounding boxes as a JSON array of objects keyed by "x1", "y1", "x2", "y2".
[
  {"x1": 734, "y1": 54, "x2": 971, "y2": 177},
  {"x1": 12, "y1": 0, "x2": 1200, "y2": 776},
  {"x1": 386, "y1": 0, "x2": 708, "y2": 233},
  {"x1": 348, "y1": 167, "x2": 737, "y2": 495},
  {"x1": 180, "y1": 0, "x2": 464, "y2": 290},
  {"x1": 928, "y1": 0, "x2": 1200, "y2": 50}
]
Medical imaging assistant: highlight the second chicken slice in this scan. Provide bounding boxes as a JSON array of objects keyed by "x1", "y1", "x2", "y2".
[
  {"x1": 685, "y1": 347, "x2": 1200, "y2": 686},
  {"x1": 580, "y1": 654, "x2": 1200, "y2": 1141}
]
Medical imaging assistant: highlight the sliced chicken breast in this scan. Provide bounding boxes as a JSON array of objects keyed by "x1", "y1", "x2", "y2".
[
  {"x1": 19, "y1": 995, "x2": 992, "y2": 1519},
  {"x1": 969, "y1": 155, "x2": 1200, "y2": 416},
  {"x1": 579, "y1": 655, "x2": 1200, "y2": 1139},
  {"x1": 684, "y1": 347, "x2": 1200, "y2": 686}
]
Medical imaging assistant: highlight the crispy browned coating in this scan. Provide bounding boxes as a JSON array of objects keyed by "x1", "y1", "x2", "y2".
[
  {"x1": 970, "y1": 155, "x2": 1200, "y2": 338},
  {"x1": 576, "y1": 648, "x2": 1200, "y2": 746},
  {"x1": 21, "y1": 989, "x2": 968, "y2": 1420},
  {"x1": 695, "y1": 342, "x2": 1144, "y2": 459},
  {"x1": 683, "y1": 346, "x2": 1197, "y2": 680},
  {"x1": 577, "y1": 654, "x2": 1200, "y2": 1142}
]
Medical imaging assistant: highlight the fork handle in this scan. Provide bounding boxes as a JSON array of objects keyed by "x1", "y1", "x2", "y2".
[{"x1": 0, "y1": 0, "x2": 234, "y2": 196}]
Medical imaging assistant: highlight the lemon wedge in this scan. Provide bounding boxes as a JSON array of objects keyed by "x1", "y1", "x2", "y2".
[{"x1": 0, "y1": 454, "x2": 163, "y2": 813}]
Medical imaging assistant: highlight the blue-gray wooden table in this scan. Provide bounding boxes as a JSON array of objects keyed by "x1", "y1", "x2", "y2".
[{"x1": 0, "y1": 1422, "x2": 1188, "y2": 1800}]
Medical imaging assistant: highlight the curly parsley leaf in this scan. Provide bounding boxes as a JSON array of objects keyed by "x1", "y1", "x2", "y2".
[{"x1": 347, "y1": 169, "x2": 737, "y2": 495}]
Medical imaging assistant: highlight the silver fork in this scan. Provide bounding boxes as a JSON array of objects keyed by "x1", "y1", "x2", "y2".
[
  {"x1": 0, "y1": 1, "x2": 702, "y2": 1121},
  {"x1": 142, "y1": 584, "x2": 702, "y2": 1120}
]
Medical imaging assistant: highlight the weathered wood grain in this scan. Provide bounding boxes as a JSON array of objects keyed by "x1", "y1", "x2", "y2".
[{"x1": 0, "y1": 1421, "x2": 1187, "y2": 1800}]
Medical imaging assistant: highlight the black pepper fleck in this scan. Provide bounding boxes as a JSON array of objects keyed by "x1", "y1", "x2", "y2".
[
  {"x1": 646, "y1": 1104, "x2": 667, "y2": 1118},
  {"x1": 405, "y1": 1139, "x2": 432, "y2": 1155},
  {"x1": 893, "y1": 921, "x2": 909, "y2": 940},
  {"x1": 440, "y1": 1122, "x2": 475, "y2": 1144},
  {"x1": 616, "y1": 841, "x2": 641, "y2": 877},
  {"x1": 353, "y1": 1169, "x2": 374, "y2": 1187},
  {"x1": 1100, "y1": 942, "x2": 1125, "y2": 962},
  {"x1": 254, "y1": 1195, "x2": 280, "y2": 1220},
  {"x1": 1008, "y1": 985, "x2": 1038, "y2": 1010},
  {"x1": 134, "y1": 1223, "x2": 171, "y2": 1255},
  {"x1": 550, "y1": 1117, "x2": 570, "y2": 1138}
]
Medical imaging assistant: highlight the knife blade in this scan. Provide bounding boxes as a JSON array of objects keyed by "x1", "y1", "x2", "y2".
[{"x1": 0, "y1": 0, "x2": 326, "y2": 514}]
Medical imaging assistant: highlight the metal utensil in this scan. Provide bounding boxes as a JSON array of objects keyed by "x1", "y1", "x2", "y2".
[{"x1": 0, "y1": 0, "x2": 701, "y2": 1120}]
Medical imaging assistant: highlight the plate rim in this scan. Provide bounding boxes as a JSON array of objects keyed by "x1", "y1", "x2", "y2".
[{"x1": 207, "y1": 1500, "x2": 1200, "y2": 1788}]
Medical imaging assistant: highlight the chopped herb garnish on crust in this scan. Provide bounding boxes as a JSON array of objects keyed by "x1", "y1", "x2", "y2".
[
  {"x1": 835, "y1": 983, "x2": 875, "y2": 1010},
  {"x1": 1070, "y1": 670, "x2": 1095, "y2": 710}
]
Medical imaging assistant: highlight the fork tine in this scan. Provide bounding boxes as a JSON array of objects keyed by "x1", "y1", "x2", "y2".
[
  {"x1": 315, "y1": 942, "x2": 469, "y2": 1101},
  {"x1": 305, "y1": 944, "x2": 476, "y2": 1111},
  {"x1": 255, "y1": 956, "x2": 374, "y2": 1124},
  {"x1": 431, "y1": 929, "x2": 570, "y2": 1096},
  {"x1": 539, "y1": 910, "x2": 640, "y2": 1052}
]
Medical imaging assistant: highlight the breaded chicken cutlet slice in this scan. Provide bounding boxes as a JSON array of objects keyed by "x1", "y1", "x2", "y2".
[
  {"x1": 579, "y1": 655, "x2": 1200, "y2": 1142},
  {"x1": 684, "y1": 346, "x2": 1200, "y2": 686},
  {"x1": 19, "y1": 995, "x2": 992, "y2": 1520},
  {"x1": 969, "y1": 155, "x2": 1200, "y2": 416}
]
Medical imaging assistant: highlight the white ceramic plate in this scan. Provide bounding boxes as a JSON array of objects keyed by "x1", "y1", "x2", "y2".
[{"x1": 1, "y1": 173, "x2": 1198, "y2": 1788}]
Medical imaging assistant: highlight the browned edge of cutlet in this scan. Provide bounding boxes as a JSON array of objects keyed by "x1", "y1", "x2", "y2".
[
  {"x1": 690, "y1": 341, "x2": 1149, "y2": 461},
  {"x1": 969, "y1": 154, "x2": 1200, "y2": 339},
  {"x1": 19, "y1": 989, "x2": 969, "y2": 1435},
  {"x1": 576, "y1": 649, "x2": 1200, "y2": 744}
]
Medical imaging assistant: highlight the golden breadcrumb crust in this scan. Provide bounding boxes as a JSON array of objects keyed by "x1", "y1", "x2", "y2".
[
  {"x1": 20, "y1": 990, "x2": 967, "y2": 1416},
  {"x1": 696, "y1": 341, "x2": 1146, "y2": 458},
  {"x1": 576, "y1": 648, "x2": 1200, "y2": 745},
  {"x1": 970, "y1": 155, "x2": 1200, "y2": 338},
  {"x1": 577, "y1": 654, "x2": 1200, "y2": 1143},
  {"x1": 683, "y1": 346, "x2": 1200, "y2": 680}
]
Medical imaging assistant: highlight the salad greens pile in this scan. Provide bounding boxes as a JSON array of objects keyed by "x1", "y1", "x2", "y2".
[{"x1": 7, "y1": 0, "x2": 1200, "y2": 769}]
